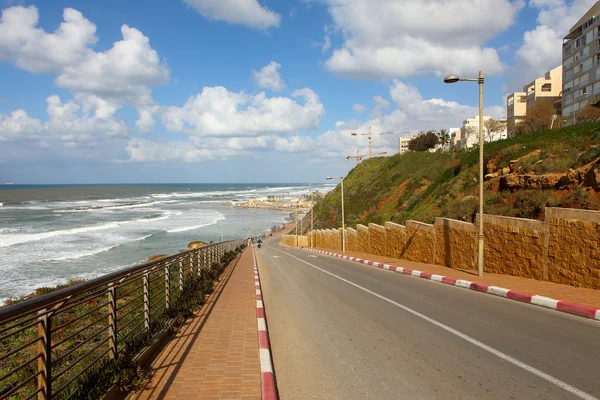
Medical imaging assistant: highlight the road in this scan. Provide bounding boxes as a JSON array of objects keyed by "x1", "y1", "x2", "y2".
[{"x1": 255, "y1": 237, "x2": 600, "y2": 400}]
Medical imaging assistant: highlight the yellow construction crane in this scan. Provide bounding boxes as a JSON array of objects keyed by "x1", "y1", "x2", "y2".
[
  {"x1": 346, "y1": 149, "x2": 363, "y2": 165},
  {"x1": 350, "y1": 127, "x2": 388, "y2": 158}
]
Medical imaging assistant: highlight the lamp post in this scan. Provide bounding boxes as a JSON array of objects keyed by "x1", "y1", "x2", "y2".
[
  {"x1": 311, "y1": 190, "x2": 314, "y2": 248},
  {"x1": 326, "y1": 176, "x2": 345, "y2": 253},
  {"x1": 444, "y1": 71, "x2": 485, "y2": 276}
]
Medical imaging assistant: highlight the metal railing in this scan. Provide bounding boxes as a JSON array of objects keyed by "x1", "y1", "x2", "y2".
[{"x1": 0, "y1": 239, "x2": 245, "y2": 400}]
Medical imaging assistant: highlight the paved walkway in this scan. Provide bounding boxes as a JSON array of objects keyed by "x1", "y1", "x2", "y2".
[
  {"x1": 311, "y1": 248, "x2": 600, "y2": 309},
  {"x1": 130, "y1": 248, "x2": 261, "y2": 400}
]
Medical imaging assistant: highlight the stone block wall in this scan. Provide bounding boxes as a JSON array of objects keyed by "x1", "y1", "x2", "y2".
[
  {"x1": 546, "y1": 208, "x2": 600, "y2": 289},
  {"x1": 346, "y1": 228, "x2": 358, "y2": 251},
  {"x1": 281, "y1": 235, "x2": 295, "y2": 247},
  {"x1": 307, "y1": 206, "x2": 600, "y2": 290},
  {"x1": 481, "y1": 215, "x2": 544, "y2": 279},
  {"x1": 403, "y1": 221, "x2": 435, "y2": 264},
  {"x1": 369, "y1": 223, "x2": 387, "y2": 256},
  {"x1": 357, "y1": 224, "x2": 370, "y2": 254},
  {"x1": 434, "y1": 218, "x2": 477, "y2": 271},
  {"x1": 385, "y1": 222, "x2": 406, "y2": 258}
]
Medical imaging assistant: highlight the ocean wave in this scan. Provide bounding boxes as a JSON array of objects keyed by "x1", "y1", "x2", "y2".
[
  {"x1": 40, "y1": 234, "x2": 153, "y2": 261},
  {"x1": 0, "y1": 221, "x2": 123, "y2": 248},
  {"x1": 165, "y1": 214, "x2": 224, "y2": 233}
]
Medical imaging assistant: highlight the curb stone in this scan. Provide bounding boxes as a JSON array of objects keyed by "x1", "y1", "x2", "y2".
[
  {"x1": 306, "y1": 248, "x2": 600, "y2": 322},
  {"x1": 252, "y1": 246, "x2": 279, "y2": 400}
]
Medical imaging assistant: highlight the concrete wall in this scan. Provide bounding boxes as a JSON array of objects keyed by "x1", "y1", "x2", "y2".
[
  {"x1": 546, "y1": 208, "x2": 600, "y2": 289},
  {"x1": 385, "y1": 222, "x2": 406, "y2": 258},
  {"x1": 434, "y1": 218, "x2": 477, "y2": 271},
  {"x1": 308, "y1": 206, "x2": 600, "y2": 289},
  {"x1": 403, "y1": 221, "x2": 435, "y2": 264},
  {"x1": 482, "y1": 215, "x2": 544, "y2": 279},
  {"x1": 369, "y1": 223, "x2": 387, "y2": 256},
  {"x1": 357, "y1": 224, "x2": 370, "y2": 254}
]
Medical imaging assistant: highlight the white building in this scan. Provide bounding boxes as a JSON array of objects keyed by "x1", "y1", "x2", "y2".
[
  {"x1": 398, "y1": 135, "x2": 416, "y2": 154},
  {"x1": 460, "y1": 116, "x2": 507, "y2": 149},
  {"x1": 448, "y1": 127, "x2": 461, "y2": 148}
]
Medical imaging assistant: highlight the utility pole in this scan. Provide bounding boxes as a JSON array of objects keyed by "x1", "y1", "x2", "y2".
[{"x1": 295, "y1": 207, "x2": 298, "y2": 247}]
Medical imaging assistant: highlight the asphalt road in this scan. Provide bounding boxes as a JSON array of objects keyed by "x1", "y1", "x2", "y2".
[{"x1": 255, "y1": 237, "x2": 600, "y2": 400}]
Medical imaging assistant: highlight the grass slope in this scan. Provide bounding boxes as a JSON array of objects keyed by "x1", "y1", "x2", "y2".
[{"x1": 311, "y1": 122, "x2": 600, "y2": 229}]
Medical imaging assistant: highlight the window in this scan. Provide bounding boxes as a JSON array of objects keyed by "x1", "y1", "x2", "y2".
[
  {"x1": 594, "y1": 81, "x2": 600, "y2": 94},
  {"x1": 541, "y1": 83, "x2": 552, "y2": 92},
  {"x1": 508, "y1": 97, "x2": 514, "y2": 106},
  {"x1": 582, "y1": 45, "x2": 590, "y2": 58},
  {"x1": 566, "y1": 68, "x2": 574, "y2": 79},
  {"x1": 574, "y1": 77, "x2": 580, "y2": 87},
  {"x1": 580, "y1": 73, "x2": 589, "y2": 86},
  {"x1": 565, "y1": 93, "x2": 573, "y2": 105},
  {"x1": 586, "y1": 31, "x2": 592, "y2": 43},
  {"x1": 519, "y1": 96, "x2": 526, "y2": 102},
  {"x1": 583, "y1": 58, "x2": 593, "y2": 72},
  {"x1": 596, "y1": 54, "x2": 600, "y2": 65}
]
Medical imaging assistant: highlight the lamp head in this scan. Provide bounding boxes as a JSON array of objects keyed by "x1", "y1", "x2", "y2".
[
  {"x1": 443, "y1": 75, "x2": 460, "y2": 84},
  {"x1": 350, "y1": 132, "x2": 357, "y2": 136},
  {"x1": 326, "y1": 176, "x2": 333, "y2": 180}
]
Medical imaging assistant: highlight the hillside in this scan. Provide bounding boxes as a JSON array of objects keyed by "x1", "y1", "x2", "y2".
[{"x1": 308, "y1": 122, "x2": 600, "y2": 231}]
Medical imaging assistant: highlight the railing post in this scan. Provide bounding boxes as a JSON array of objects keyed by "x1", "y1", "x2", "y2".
[
  {"x1": 143, "y1": 271, "x2": 150, "y2": 331},
  {"x1": 179, "y1": 260, "x2": 184, "y2": 292},
  {"x1": 164, "y1": 263, "x2": 170, "y2": 311},
  {"x1": 37, "y1": 309, "x2": 51, "y2": 400},
  {"x1": 107, "y1": 283, "x2": 117, "y2": 360},
  {"x1": 197, "y1": 251, "x2": 202, "y2": 277}
]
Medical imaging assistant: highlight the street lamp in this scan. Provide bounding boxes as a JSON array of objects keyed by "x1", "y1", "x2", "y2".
[
  {"x1": 326, "y1": 176, "x2": 345, "y2": 253},
  {"x1": 444, "y1": 70, "x2": 485, "y2": 277}
]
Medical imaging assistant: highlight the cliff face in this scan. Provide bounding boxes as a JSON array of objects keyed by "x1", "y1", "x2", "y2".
[{"x1": 310, "y1": 122, "x2": 600, "y2": 229}]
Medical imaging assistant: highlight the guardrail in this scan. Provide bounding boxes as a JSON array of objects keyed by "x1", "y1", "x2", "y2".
[{"x1": 0, "y1": 239, "x2": 246, "y2": 400}]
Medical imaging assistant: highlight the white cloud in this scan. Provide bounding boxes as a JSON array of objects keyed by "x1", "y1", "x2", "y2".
[
  {"x1": 0, "y1": 95, "x2": 128, "y2": 144},
  {"x1": 182, "y1": 0, "x2": 280, "y2": 29},
  {"x1": 353, "y1": 103, "x2": 366, "y2": 113},
  {"x1": 321, "y1": 0, "x2": 521, "y2": 78},
  {"x1": 511, "y1": 0, "x2": 597, "y2": 89},
  {"x1": 321, "y1": 35, "x2": 331, "y2": 53},
  {"x1": 310, "y1": 80, "x2": 506, "y2": 160},
  {"x1": 0, "y1": 6, "x2": 96, "y2": 73},
  {"x1": 252, "y1": 61, "x2": 285, "y2": 91},
  {"x1": 162, "y1": 86, "x2": 325, "y2": 136},
  {"x1": 0, "y1": 6, "x2": 168, "y2": 133},
  {"x1": 126, "y1": 138, "x2": 214, "y2": 163}
]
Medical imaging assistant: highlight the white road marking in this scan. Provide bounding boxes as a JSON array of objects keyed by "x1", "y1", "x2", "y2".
[{"x1": 270, "y1": 246, "x2": 598, "y2": 400}]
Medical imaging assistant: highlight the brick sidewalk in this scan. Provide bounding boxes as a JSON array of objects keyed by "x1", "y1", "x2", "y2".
[
  {"x1": 313, "y1": 248, "x2": 600, "y2": 309},
  {"x1": 129, "y1": 248, "x2": 261, "y2": 400}
]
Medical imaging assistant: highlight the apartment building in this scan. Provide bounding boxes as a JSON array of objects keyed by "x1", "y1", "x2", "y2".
[
  {"x1": 506, "y1": 92, "x2": 527, "y2": 137},
  {"x1": 398, "y1": 136, "x2": 415, "y2": 154},
  {"x1": 562, "y1": 1, "x2": 600, "y2": 121},
  {"x1": 448, "y1": 127, "x2": 461, "y2": 148},
  {"x1": 506, "y1": 66, "x2": 562, "y2": 136},
  {"x1": 460, "y1": 115, "x2": 507, "y2": 149}
]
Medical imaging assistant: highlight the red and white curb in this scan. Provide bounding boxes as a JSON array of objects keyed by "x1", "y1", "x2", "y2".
[
  {"x1": 306, "y1": 248, "x2": 600, "y2": 322},
  {"x1": 252, "y1": 246, "x2": 278, "y2": 400}
]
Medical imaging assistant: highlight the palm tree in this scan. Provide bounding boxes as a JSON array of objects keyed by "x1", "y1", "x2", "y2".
[{"x1": 437, "y1": 129, "x2": 450, "y2": 151}]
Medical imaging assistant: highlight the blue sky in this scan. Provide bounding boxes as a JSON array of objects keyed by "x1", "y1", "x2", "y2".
[{"x1": 0, "y1": 0, "x2": 596, "y2": 184}]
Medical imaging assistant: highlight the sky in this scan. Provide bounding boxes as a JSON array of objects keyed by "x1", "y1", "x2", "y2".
[{"x1": 0, "y1": 0, "x2": 597, "y2": 184}]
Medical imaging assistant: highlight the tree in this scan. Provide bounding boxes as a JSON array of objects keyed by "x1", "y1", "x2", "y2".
[
  {"x1": 522, "y1": 101, "x2": 554, "y2": 133},
  {"x1": 484, "y1": 118, "x2": 507, "y2": 142},
  {"x1": 576, "y1": 97, "x2": 600, "y2": 123},
  {"x1": 408, "y1": 131, "x2": 439, "y2": 151},
  {"x1": 437, "y1": 129, "x2": 450, "y2": 150}
]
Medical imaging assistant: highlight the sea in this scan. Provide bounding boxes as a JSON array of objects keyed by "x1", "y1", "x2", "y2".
[{"x1": 0, "y1": 183, "x2": 331, "y2": 301}]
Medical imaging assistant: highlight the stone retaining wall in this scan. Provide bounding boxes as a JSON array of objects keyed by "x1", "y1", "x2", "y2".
[
  {"x1": 308, "y1": 207, "x2": 600, "y2": 290},
  {"x1": 385, "y1": 222, "x2": 406, "y2": 258},
  {"x1": 434, "y1": 218, "x2": 477, "y2": 271},
  {"x1": 369, "y1": 223, "x2": 387, "y2": 256},
  {"x1": 403, "y1": 221, "x2": 435, "y2": 264},
  {"x1": 346, "y1": 228, "x2": 358, "y2": 252},
  {"x1": 481, "y1": 215, "x2": 544, "y2": 279}
]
